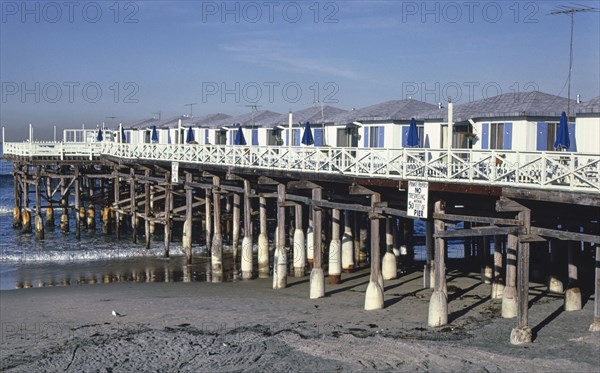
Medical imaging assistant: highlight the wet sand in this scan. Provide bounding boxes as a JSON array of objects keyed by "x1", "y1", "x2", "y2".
[{"x1": 1, "y1": 268, "x2": 598, "y2": 372}]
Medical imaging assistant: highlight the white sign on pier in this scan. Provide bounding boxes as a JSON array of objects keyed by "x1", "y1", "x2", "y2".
[
  {"x1": 171, "y1": 162, "x2": 179, "y2": 183},
  {"x1": 407, "y1": 180, "x2": 428, "y2": 218}
]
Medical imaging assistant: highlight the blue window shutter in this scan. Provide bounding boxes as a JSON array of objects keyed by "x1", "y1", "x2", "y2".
[
  {"x1": 364, "y1": 127, "x2": 369, "y2": 148},
  {"x1": 481, "y1": 123, "x2": 489, "y2": 149},
  {"x1": 314, "y1": 128, "x2": 323, "y2": 146},
  {"x1": 401, "y1": 125, "x2": 408, "y2": 147},
  {"x1": 503, "y1": 122, "x2": 512, "y2": 150},
  {"x1": 378, "y1": 126, "x2": 385, "y2": 147},
  {"x1": 536, "y1": 122, "x2": 547, "y2": 151},
  {"x1": 252, "y1": 129, "x2": 258, "y2": 145},
  {"x1": 205, "y1": 129, "x2": 209, "y2": 144},
  {"x1": 568, "y1": 123, "x2": 576, "y2": 152},
  {"x1": 295, "y1": 129, "x2": 301, "y2": 146}
]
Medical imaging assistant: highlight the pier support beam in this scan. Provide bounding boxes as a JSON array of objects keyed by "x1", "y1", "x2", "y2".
[
  {"x1": 144, "y1": 169, "x2": 151, "y2": 250},
  {"x1": 492, "y1": 235, "x2": 505, "y2": 299},
  {"x1": 424, "y1": 218, "x2": 434, "y2": 288},
  {"x1": 183, "y1": 172, "x2": 193, "y2": 265},
  {"x1": 328, "y1": 208, "x2": 342, "y2": 284},
  {"x1": 45, "y1": 176, "x2": 54, "y2": 227},
  {"x1": 60, "y1": 175, "x2": 69, "y2": 233},
  {"x1": 205, "y1": 187, "x2": 212, "y2": 257},
  {"x1": 232, "y1": 193, "x2": 241, "y2": 279},
  {"x1": 274, "y1": 183, "x2": 287, "y2": 289},
  {"x1": 12, "y1": 165, "x2": 22, "y2": 229},
  {"x1": 113, "y1": 168, "x2": 120, "y2": 239},
  {"x1": 211, "y1": 176, "x2": 223, "y2": 283},
  {"x1": 502, "y1": 233, "x2": 518, "y2": 318},
  {"x1": 310, "y1": 187, "x2": 325, "y2": 299},
  {"x1": 510, "y1": 208, "x2": 532, "y2": 345},
  {"x1": 341, "y1": 210, "x2": 354, "y2": 272},
  {"x1": 589, "y1": 244, "x2": 600, "y2": 332},
  {"x1": 258, "y1": 196, "x2": 269, "y2": 278},
  {"x1": 548, "y1": 241, "x2": 564, "y2": 293},
  {"x1": 365, "y1": 192, "x2": 384, "y2": 310},
  {"x1": 382, "y1": 217, "x2": 397, "y2": 281},
  {"x1": 428, "y1": 200, "x2": 448, "y2": 327},
  {"x1": 22, "y1": 167, "x2": 32, "y2": 233},
  {"x1": 101, "y1": 205, "x2": 111, "y2": 234},
  {"x1": 564, "y1": 241, "x2": 581, "y2": 311},
  {"x1": 241, "y1": 180, "x2": 253, "y2": 280},
  {"x1": 163, "y1": 173, "x2": 171, "y2": 258},
  {"x1": 74, "y1": 166, "x2": 81, "y2": 240},
  {"x1": 293, "y1": 204, "x2": 305, "y2": 277},
  {"x1": 34, "y1": 166, "x2": 44, "y2": 240},
  {"x1": 130, "y1": 168, "x2": 137, "y2": 243},
  {"x1": 307, "y1": 210, "x2": 314, "y2": 267}
]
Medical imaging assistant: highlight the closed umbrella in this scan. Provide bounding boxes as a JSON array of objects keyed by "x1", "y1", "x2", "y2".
[
  {"x1": 186, "y1": 127, "x2": 195, "y2": 143},
  {"x1": 301, "y1": 122, "x2": 314, "y2": 145},
  {"x1": 406, "y1": 118, "x2": 419, "y2": 147},
  {"x1": 151, "y1": 125, "x2": 159, "y2": 143},
  {"x1": 553, "y1": 111, "x2": 570, "y2": 150},
  {"x1": 97, "y1": 128, "x2": 103, "y2": 141},
  {"x1": 234, "y1": 126, "x2": 246, "y2": 145},
  {"x1": 121, "y1": 127, "x2": 126, "y2": 143}
]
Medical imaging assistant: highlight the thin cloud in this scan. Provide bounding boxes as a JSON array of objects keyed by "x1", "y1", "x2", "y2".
[{"x1": 219, "y1": 40, "x2": 361, "y2": 80}]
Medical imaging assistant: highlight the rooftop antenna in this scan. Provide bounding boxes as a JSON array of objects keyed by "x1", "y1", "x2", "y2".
[
  {"x1": 550, "y1": 4, "x2": 598, "y2": 117},
  {"x1": 184, "y1": 103, "x2": 197, "y2": 117},
  {"x1": 153, "y1": 111, "x2": 162, "y2": 120},
  {"x1": 244, "y1": 104, "x2": 262, "y2": 126}
]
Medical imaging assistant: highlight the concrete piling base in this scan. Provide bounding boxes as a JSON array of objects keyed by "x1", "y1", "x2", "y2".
[
  {"x1": 381, "y1": 252, "x2": 397, "y2": 280},
  {"x1": 482, "y1": 266, "x2": 493, "y2": 284},
  {"x1": 60, "y1": 213, "x2": 69, "y2": 232},
  {"x1": 501, "y1": 285, "x2": 518, "y2": 318},
  {"x1": 428, "y1": 290, "x2": 448, "y2": 327},
  {"x1": 274, "y1": 247, "x2": 287, "y2": 289},
  {"x1": 309, "y1": 268, "x2": 325, "y2": 299},
  {"x1": 13, "y1": 207, "x2": 21, "y2": 229},
  {"x1": 491, "y1": 282, "x2": 505, "y2": 299},
  {"x1": 35, "y1": 214, "x2": 44, "y2": 240},
  {"x1": 364, "y1": 280, "x2": 384, "y2": 310},
  {"x1": 258, "y1": 233, "x2": 269, "y2": 278},
  {"x1": 548, "y1": 276, "x2": 564, "y2": 294},
  {"x1": 306, "y1": 227, "x2": 314, "y2": 267},
  {"x1": 589, "y1": 321, "x2": 600, "y2": 332},
  {"x1": 241, "y1": 236, "x2": 253, "y2": 280},
  {"x1": 510, "y1": 327, "x2": 532, "y2": 345},
  {"x1": 293, "y1": 229, "x2": 305, "y2": 278},
  {"x1": 564, "y1": 287, "x2": 582, "y2": 311},
  {"x1": 22, "y1": 210, "x2": 32, "y2": 233},
  {"x1": 328, "y1": 240, "x2": 341, "y2": 284},
  {"x1": 87, "y1": 205, "x2": 96, "y2": 229},
  {"x1": 341, "y1": 233, "x2": 354, "y2": 272},
  {"x1": 45, "y1": 207, "x2": 54, "y2": 227}
]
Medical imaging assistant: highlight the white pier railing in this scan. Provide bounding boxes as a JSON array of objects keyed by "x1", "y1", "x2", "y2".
[{"x1": 3, "y1": 141, "x2": 600, "y2": 193}]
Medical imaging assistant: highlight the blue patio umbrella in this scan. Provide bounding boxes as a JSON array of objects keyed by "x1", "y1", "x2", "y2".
[
  {"x1": 407, "y1": 118, "x2": 419, "y2": 147},
  {"x1": 553, "y1": 111, "x2": 570, "y2": 150},
  {"x1": 186, "y1": 127, "x2": 195, "y2": 143},
  {"x1": 234, "y1": 126, "x2": 246, "y2": 145},
  {"x1": 301, "y1": 122, "x2": 314, "y2": 145},
  {"x1": 97, "y1": 128, "x2": 103, "y2": 141},
  {"x1": 151, "y1": 125, "x2": 159, "y2": 143},
  {"x1": 121, "y1": 127, "x2": 126, "y2": 142}
]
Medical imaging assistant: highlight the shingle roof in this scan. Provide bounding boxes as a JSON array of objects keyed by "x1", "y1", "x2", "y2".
[
  {"x1": 328, "y1": 99, "x2": 438, "y2": 125},
  {"x1": 416, "y1": 91, "x2": 579, "y2": 122},
  {"x1": 206, "y1": 110, "x2": 282, "y2": 128},
  {"x1": 265, "y1": 105, "x2": 347, "y2": 128},
  {"x1": 577, "y1": 96, "x2": 600, "y2": 114}
]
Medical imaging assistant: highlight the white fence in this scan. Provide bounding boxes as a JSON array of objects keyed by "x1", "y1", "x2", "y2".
[{"x1": 3, "y1": 141, "x2": 599, "y2": 193}]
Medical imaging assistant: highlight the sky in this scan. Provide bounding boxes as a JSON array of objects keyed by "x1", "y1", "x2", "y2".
[{"x1": 1, "y1": 0, "x2": 599, "y2": 141}]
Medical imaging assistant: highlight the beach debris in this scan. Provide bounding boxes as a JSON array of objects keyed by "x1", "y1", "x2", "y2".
[{"x1": 112, "y1": 310, "x2": 123, "y2": 317}]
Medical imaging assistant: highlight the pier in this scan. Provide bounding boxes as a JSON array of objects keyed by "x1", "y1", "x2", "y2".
[{"x1": 3, "y1": 140, "x2": 600, "y2": 344}]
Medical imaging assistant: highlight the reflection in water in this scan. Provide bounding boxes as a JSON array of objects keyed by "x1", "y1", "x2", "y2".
[{"x1": 10, "y1": 253, "x2": 235, "y2": 290}]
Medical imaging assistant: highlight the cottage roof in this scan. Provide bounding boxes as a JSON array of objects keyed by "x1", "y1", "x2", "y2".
[
  {"x1": 416, "y1": 91, "x2": 579, "y2": 122},
  {"x1": 206, "y1": 110, "x2": 282, "y2": 128},
  {"x1": 265, "y1": 105, "x2": 347, "y2": 128},
  {"x1": 328, "y1": 99, "x2": 438, "y2": 125},
  {"x1": 577, "y1": 96, "x2": 600, "y2": 114}
]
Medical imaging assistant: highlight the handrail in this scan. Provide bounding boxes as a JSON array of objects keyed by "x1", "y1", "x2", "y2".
[{"x1": 3, "y1": 141, "x2": 599, "y2": 193}]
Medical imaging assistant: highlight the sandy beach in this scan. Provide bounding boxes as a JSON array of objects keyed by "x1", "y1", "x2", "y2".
[{"x1": 1, "y1": 267, "x2": 599, "y2": 372}]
